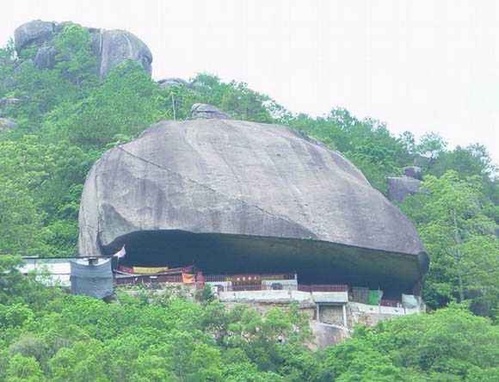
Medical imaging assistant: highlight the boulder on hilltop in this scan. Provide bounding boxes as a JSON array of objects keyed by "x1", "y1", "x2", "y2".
[
  {"x1": 14, "y1": 20, "x2": 152, "y2": 78},
  {"x1": 190, "y1": 103, "x2": 231, "y2": 119}
]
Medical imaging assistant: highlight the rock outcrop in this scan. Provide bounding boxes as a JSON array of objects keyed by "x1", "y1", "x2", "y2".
[
  {"x1": 13, "y1": 20, "x2": 152, "y2": 78},
  {"x1": 403, "y1": 166, "x2": 422, "y2": 180},
  {"x1": 387, "y1": 166, "x2": 423, "y2": 202},
  {"x1": 79, "y1": 119, "x2": 427, "y2": 291},
  {"x1": 157, "y1": 77, "x2": 189, "y2": 89},
  {"x1": 0, "y1": 117, "x2": 17, "y2": 132},
  {"x1": 14, "y1": 20, "x2": 55, "y2": 51},
  {"x1": 98, "y1": 29, "x2": 152, "y2": 77},
  {"x1": 190, "y1": 103, "x2": 231, "y2": 119}
]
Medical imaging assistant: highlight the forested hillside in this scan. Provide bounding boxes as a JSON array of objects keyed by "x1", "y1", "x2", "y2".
[
  {"x1": 0, "y1": 23, "x2": 498, "y2": 380},
  {"x1": 1, "y1": 257, "x2": 498, "y2": 381}
]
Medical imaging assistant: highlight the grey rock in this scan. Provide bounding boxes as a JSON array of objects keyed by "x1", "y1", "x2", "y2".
[
  {"x1": 79, "y1": 119, "x2": 427, "y2": 291},
  {"x1": 311, "y1": 321, "x2": 349, "y2": 348},
  {"x1": 0, "y1": 97, "x2": 21, "y2": 108},
  {"x1": 158, "y1": 77, "x2": 189, "y2": 89},
  {"x1": 387, "y1": 176, "x2": 422, "y2": 202},
  {"x1": 191, "y1": 103, "x2": 231, "y2": 119},
  {"x1": 34, "y1": 46, "x2": 57, "y2": 69},
  {"x1": 14, "y1": 20, "x2": 54, "y2": 52},
  {"x1": 0, "y1": 118, "x2": 17, "y2": 131},
  {"x1": 98, "y1": 30, "x2": 152, "y2": 78},
  {"x1": 89, "y1": 30, "x2": 103, "y2": 57},
  {"x1": 13, "y1": 20, "x2": 152, "y2": 79},
  {"x1": 403, "y1": 166, "x2": 422, "y2": 180}
]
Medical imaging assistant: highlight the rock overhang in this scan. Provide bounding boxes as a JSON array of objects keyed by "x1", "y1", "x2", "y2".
[
  {"x1": 102, "y1": 229, "x2": 428, "y2": 295},
  {"x1": 79, "y1": 119, "x2": 428, "y2": 293}
]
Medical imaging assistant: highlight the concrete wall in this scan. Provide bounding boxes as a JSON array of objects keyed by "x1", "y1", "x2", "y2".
[
  {"x1": 218, "y1": 290, "x2": 313, "y2": 303},
  {"x1": 312, "y1": 291, "x2": 348, "y2": 303},
  {"x1": 19, "y1": 258, "x2": 71, "y2": 286},
  {"x1": 206, "y1": 278, "x2": 298, "y2": 292},
  {"x1": 349, "y1": 301, "x2": 421, "y2": 315},
  {"x1": 348, "y1": 302, "x2": 422, "y2": 327},
  {"x1": 319, "y1": 305, "x2": 345, "y2": 326}
]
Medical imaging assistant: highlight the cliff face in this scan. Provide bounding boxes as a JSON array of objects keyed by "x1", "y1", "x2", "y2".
[
  {"x1": 14, "y1": 20, "x2": 152, "y2": 78},
  {"x1": 78, "y1": 118, "x2": 428, "y2": 291}
]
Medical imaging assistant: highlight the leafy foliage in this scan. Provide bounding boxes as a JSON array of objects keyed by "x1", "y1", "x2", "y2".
[
  {"x1": 320, "y1": 305, "x2": 499, "y2": 381},
  {"x1": 0, "y1": 275, "x2": 316, "y2": 381},
  {"x1": 0, "y1": 272, "x2": 497, "y2": 381},
  {"x1": 287, "y1": 108, "x2": 413, "y2": 193},
  {"x1": 43, "y1": 61, "x2": 165, "y2": 148},
  {"x1": 402, "y1": 172, "x2": 499, "y2": 318}
]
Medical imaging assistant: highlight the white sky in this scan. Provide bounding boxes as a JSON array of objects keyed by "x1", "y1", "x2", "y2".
[{"x1": 1, "y1": 0, "x2": 498, "y2": 165}]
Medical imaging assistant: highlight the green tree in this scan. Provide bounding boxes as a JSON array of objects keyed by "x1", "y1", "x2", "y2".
[
  {"x1": 0, "y1": 256, "x2": 26, "y2": 304},
  {"x1": 320, "y1": 305, "x2": 499, "y2": 381},
  {"x1": 0, "y1": 136, "x2": 94, "y2": 256},
  {"x1": 53, "y1": 24, "x2": 99, "y2": 88},
  {"x1": 2, "y1": 24, "x2": 98, "y2": 130},
  {"x1": 402, "y1": 171, "x2": 499, "y2": 317},
  {"x1": 188, "y1": 73, "x2": 285, "y2": 122},
  {"x1": 288, "y1": 108, "x2": 413, "y2": 193},
  {"x1": 6, "y1": 353, "x2": 44, "y2": 382},
  {"x1": 0, "y1": 40, "x2": 15, "y2": 98},
  {"x1": 44, "y1": 61, "x2": 164, "y2": 148}
]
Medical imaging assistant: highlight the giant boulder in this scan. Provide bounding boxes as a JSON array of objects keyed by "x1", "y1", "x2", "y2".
[
  {"x1": 14, "y1": 20, "x2": 55, "y2": 51},
  {"x1": 79, "y1": 119, "x2": 428, "y2": 294}
]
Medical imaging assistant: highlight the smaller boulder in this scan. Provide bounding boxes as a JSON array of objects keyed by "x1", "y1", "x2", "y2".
[
  {"x1": 0, "y1": 118, "x2": 18, "y2": 132},
  {"x1": 387, "y1": 176, "x2": 421, "y2": 203},
  {"x1": 0, "y1": 97, "x2": 21, "y2": 109},
  {"x1": 158, "y1": 77, "x2": 189, "y2": 89},
  {"x1": 403, "y1": 166, "x2": 422, "y2": 180},
  {"x1": 14, "y1": 20, "x2": 55, "y2": 52},
  {"x1": 190, "y1": 103, "x2": 230, "y2": 119},
  {"x1": 99, "y1": 30, "x2": 153, "y2": 78},
  {"x1": 34, "y1": 46, "x2": 58, "y2": 69}
]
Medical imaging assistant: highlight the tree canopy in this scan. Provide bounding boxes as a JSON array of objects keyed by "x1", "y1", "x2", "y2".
[{"x1": 0, "y1": 258, "x2": 497, "y2": 381}]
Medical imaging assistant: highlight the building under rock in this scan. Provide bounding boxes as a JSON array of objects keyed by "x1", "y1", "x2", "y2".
[{"x1": 77, "y1": 106, "x2": 429, "y2": 309}]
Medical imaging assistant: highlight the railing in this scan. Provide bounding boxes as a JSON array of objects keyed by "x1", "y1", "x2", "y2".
[
  {"x1": 204, "y1": 273, "x2": 295, "y2": 282},
  {"x1": 115, "y1": 274, "x2": 183, "y2": 285},
  {"x1": 204, "y1": 275, "x2": 230, "y2": 282},
  {"x1": 260, "y1": 273, "x2": 295, "y2": 281},
  {"x1": 380, "y1": 299, "x2": 400, "y2": 307},
  {"x1": 298, "y1": 284, "x2": 349, "y2": 292},
  {"x1": 230, "y1": 284, "x2": 263, "y2": 291},
  {"x1": 114, "y1": 274, "x2": 405, "y2": 307}
]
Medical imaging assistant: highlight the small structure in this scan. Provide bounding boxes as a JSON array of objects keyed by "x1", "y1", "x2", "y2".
[
  {"x1": 19, "y1": 257, "x2": 71, "y2": 286},
  {"x1": 70, "y1": 258, "x2": 113, "y2": 299}
]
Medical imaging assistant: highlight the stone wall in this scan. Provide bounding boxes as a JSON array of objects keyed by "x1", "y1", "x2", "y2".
[{"x1": 319, "y1": 305, "x2": 345, "y2": 326}]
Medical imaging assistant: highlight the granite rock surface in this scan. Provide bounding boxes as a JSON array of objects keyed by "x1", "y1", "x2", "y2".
[{"x1": 79, "y1": 119, "x2": 425, "y2": 261}]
